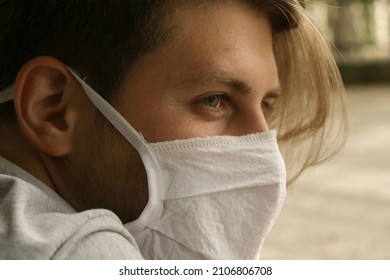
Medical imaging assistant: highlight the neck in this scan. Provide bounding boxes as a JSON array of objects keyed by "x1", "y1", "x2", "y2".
[{"x1": 0, "y1": 127, "x2": 57, "y2": 191}]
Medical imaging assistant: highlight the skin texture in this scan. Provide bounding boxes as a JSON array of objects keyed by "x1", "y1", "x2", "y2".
[
  {"x1": 117, "y1": 3, "x2": 280, "y2": 141},
  {"x1": 0, "y1": 2, "x2": 279, "y2": 223}
]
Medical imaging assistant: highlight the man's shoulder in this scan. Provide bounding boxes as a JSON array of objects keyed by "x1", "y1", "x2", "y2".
[{"x1": 0, "y1": 174, "x2": 144, "y2": 259}]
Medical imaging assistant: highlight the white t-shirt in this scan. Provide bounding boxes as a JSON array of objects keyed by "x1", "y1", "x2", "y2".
[{"x1": 0, "y1": 157, "x2": 144, "y2": 259}]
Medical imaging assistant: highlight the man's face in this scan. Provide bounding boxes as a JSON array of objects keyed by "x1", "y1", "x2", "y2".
[
  {"x1": 74, "y1": 2, "x2": 279, "y2": 223},
  {"x1": 116, "y1": 2, "x2": 280, "y2": 142}
]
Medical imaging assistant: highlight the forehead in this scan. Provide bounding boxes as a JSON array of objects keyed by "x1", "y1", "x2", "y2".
[
  {"x1": 123, "y1": 1, "x2": 278, "y2": 92},
  {"x1": 176, "y1": 3, "x2": 275, "y2": 81},
  {"x1": 169, "y1": 2, "x2": 274, "y2": 59}
]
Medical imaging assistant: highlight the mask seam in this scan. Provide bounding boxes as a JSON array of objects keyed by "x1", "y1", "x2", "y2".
[{"x1": 148, "y1": 133, "x2": 277, "y2": 153}]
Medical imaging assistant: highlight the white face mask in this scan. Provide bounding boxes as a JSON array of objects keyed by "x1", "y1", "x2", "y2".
[
  {"x1": 130, "y1": 133, "x2": 286, "y2": 259},
  {"x1": 1, "y1": 68, "x2": 286, "y2": 259}
]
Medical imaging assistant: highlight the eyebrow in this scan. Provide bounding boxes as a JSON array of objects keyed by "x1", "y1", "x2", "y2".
[{"x1": 175, "y1": 71, "x2": 282, "y2": 98}]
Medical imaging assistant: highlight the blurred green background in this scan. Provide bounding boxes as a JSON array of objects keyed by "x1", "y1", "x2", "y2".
[{"x1": 307, "y1": 0, "x2": 390, "y2": 83}]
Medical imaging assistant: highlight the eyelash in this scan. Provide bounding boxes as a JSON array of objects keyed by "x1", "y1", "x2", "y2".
[
  {"x1": 198, "y1": 93, "x2": 228, "y2": 112},
  {"x1": 197, "y1": 93, "x2": 277, "y2": 118}
]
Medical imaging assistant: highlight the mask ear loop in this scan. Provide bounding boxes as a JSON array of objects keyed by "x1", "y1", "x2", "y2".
[
  {"x1": 66, "y1": 67, "x2": 164, "y2": 233},
  {"x1": 0, "y1": 86, "x2": 14, "y2": 104},
  {"x1": 0, "y1": 67, "x2": 82, "y2": 103},
  {"x1": 0, "y1": 67, "x2": 163, "y2": 232},
  {"x1": 66, "y1": 68, "x2": 146, "y2": 147}
]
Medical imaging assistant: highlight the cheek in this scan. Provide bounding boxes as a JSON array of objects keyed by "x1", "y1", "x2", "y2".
[
  {"x1": 133, "y1": 110, "x2": 202, "y2": 142},
  {"x1": 141, "y1": 116, "x2": 231, "y2": 142},
  {"x1": 120, "y1": 100, "x2": 223, "y2": 143},
  {"x1": 123, "y1": 85, "x2": 243, "y2": 140},
  {"x1": 115, "y1": 83, "x2": 230, "y2": 142}
]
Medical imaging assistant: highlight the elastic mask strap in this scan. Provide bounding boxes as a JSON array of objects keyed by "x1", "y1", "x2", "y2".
[
  {"x1": 0, "y1": 69, "x2": 149, "y2": 150},
  {"x1": 66, "y1": 67, "x2": 149, "y2": 151},
  {"x1": 67, "y1": 67, "x2": 163, "y2": 233},
  {"x1": 0, "y1": 68, "x2": 162, "y2": 232},
  {"x1": 0, "y1": 86, "x2": 14, "y2": 104}
]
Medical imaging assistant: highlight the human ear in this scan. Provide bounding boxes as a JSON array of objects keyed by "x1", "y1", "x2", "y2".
[{"x1": 13, "y1": 56, "x2": 84, "y2": 156}]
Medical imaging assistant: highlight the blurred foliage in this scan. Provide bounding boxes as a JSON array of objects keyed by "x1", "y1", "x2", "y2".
[
  {"x1": 307, "y1": 0, "x2": 390, "y2": 62},
  {"x1": 306, "y1": 0, "x2": 390, "y2": 83}
]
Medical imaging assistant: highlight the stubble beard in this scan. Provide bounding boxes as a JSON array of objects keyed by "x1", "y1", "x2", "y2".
[{"x1": 69, "y1": 114, "x2": 149, "y2": 223}]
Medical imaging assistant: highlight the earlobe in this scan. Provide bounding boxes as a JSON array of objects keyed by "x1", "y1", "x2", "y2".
[{"x1": 13, "y1": 57, "x2": 78, "y2": 157}]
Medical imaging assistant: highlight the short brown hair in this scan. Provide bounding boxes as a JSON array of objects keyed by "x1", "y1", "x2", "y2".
[{"x1": 0, "y1": 0, "x2": 347, "y2": 184}]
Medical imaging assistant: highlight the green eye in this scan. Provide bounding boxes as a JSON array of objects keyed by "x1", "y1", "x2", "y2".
[{"x1": 202, "y1": 95, "x2": 221, "y2": 108}]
